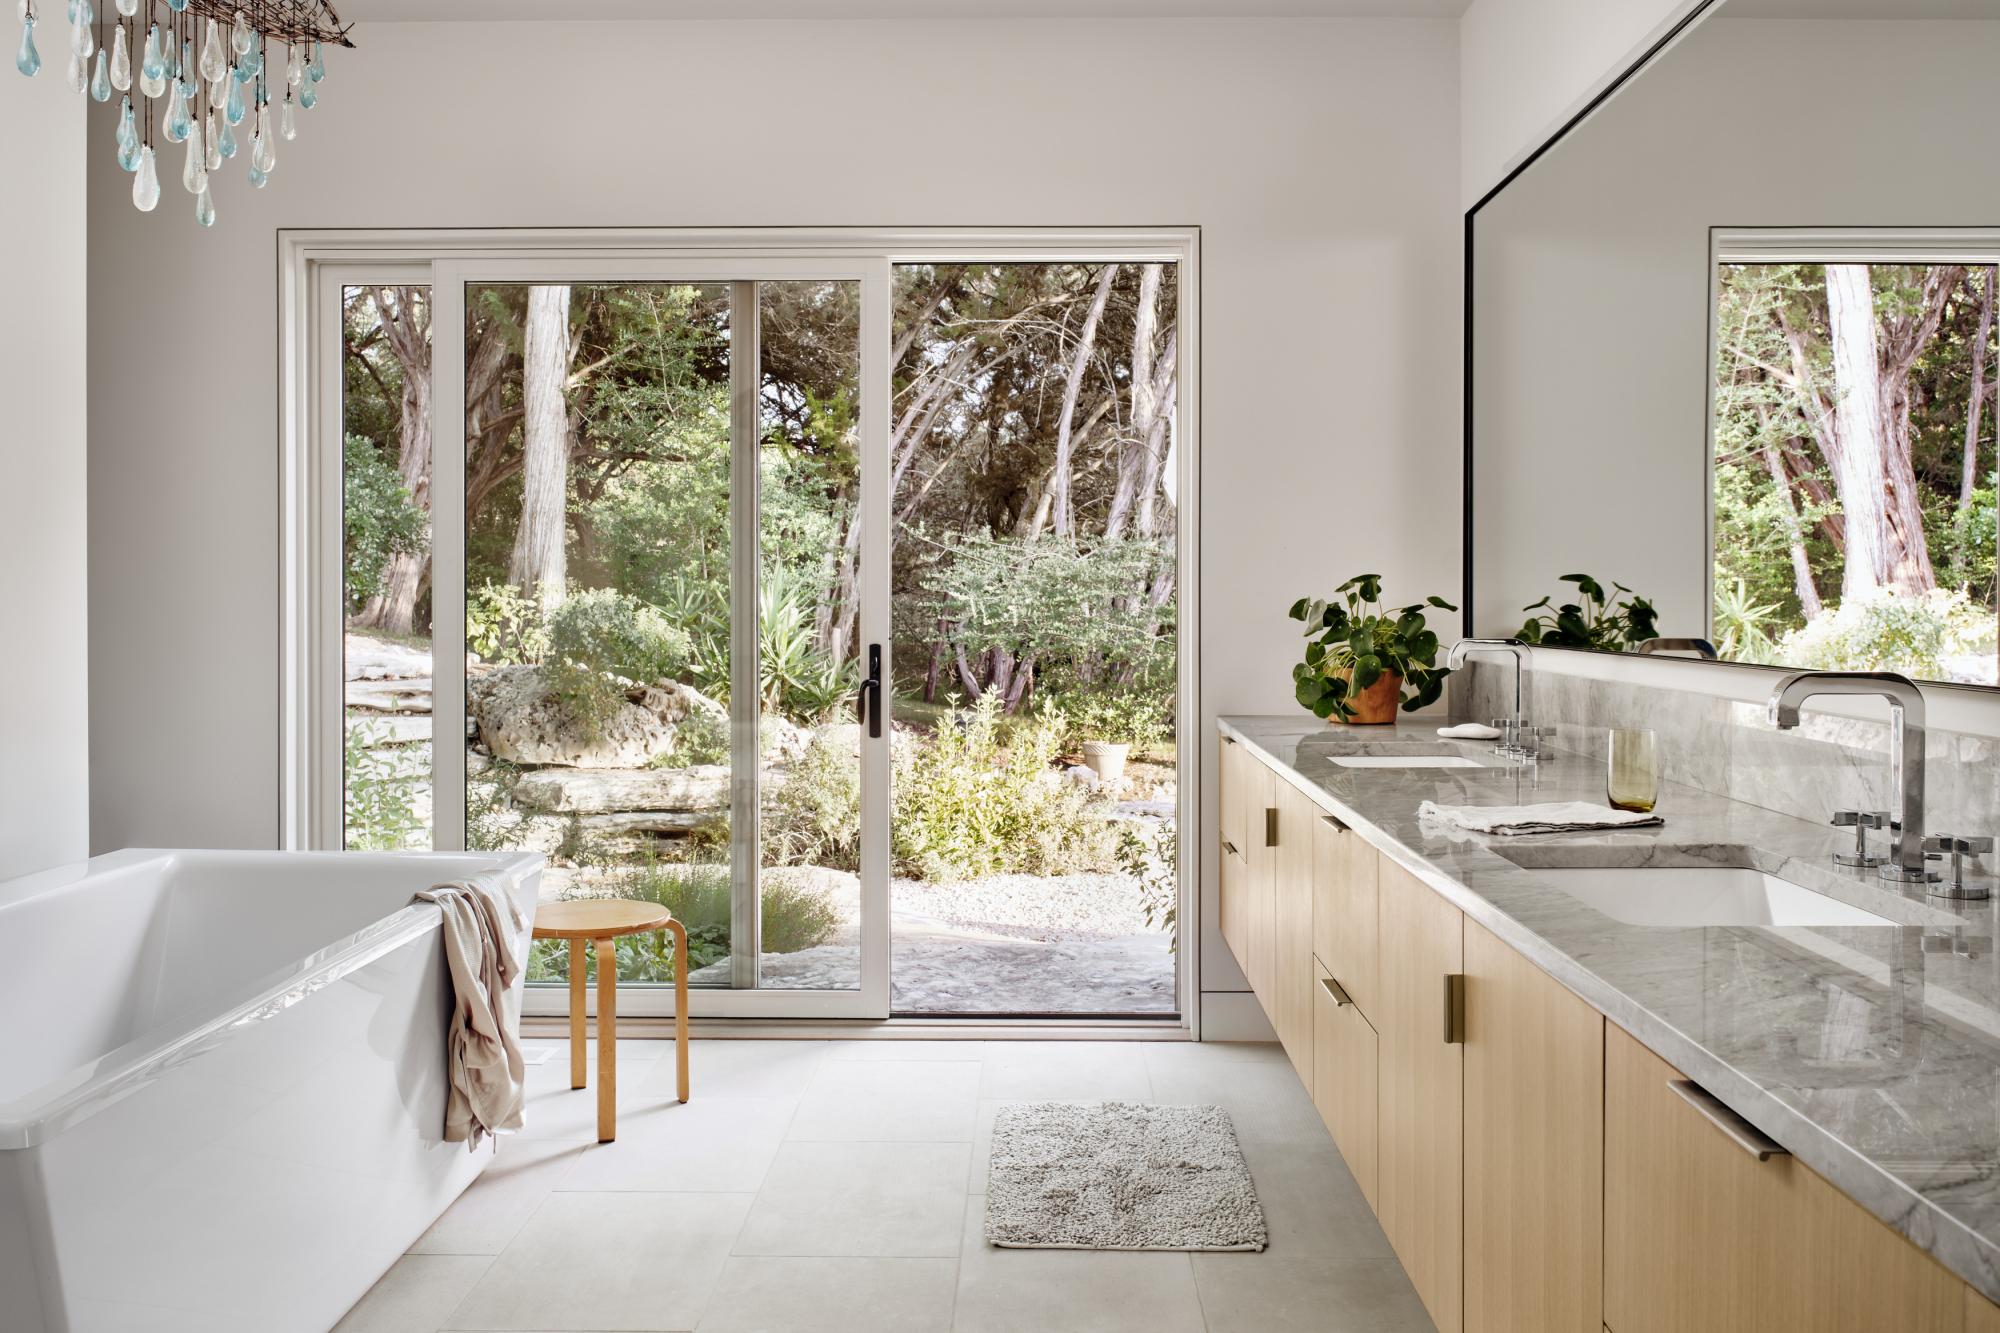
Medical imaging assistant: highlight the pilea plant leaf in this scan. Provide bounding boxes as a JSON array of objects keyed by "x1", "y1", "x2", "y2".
[{"x1": 1288, "y1": 576, "x2": 1455, "y2": 722}]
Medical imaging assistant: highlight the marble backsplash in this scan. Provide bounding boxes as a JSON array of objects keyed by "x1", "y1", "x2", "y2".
[{"x1": 1453, "y1": 660, "x2": 2000, "y2": 847}]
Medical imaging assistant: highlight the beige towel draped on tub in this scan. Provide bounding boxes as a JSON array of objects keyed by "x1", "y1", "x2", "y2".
[{"x1": 416, "y1": 876, "x2": 528, "y2": 1148}]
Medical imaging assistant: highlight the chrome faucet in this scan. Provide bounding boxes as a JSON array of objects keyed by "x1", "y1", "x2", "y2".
[
  {"x1": 1448, "y1": 638, "x2": 1532, "y2": 753},
  {"x1": 1768, "y1": 671, "x2": 1931, "y2": 884},
  {"x1": 1636, "y1": 637, "x2": 1719, "y2": 660}
]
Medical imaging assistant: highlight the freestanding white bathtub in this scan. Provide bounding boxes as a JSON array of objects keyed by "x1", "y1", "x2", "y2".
[{"x1": 0, "y1": 848, "x2": 543, "y2": 1333}]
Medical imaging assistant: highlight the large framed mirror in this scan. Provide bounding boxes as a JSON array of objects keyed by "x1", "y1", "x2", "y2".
[{"x1": 1468, "y1": 0, "x2": 2000, "y2": 690}]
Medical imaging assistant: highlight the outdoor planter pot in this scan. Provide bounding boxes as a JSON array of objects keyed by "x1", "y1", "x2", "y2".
[{"x1": 1081, "y1": 740, "x2": 1130, "y2": 783}]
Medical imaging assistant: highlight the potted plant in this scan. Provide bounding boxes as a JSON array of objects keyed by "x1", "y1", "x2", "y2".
[
  {"x1": 1518, "y1": 574, "x2": 1658, "y2": 651},
  {"x1": 1064, "y1": 689, "x2": 1170, "y2": 785},
  {"x1": 1288, "y1": 576, "x2": 1456, "y2": 725}
]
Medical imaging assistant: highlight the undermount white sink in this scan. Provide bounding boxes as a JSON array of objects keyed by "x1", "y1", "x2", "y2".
[
  {"x1": 1332, "y1": 755, "x2": 1484, "y2": 769},
  {"x1": 1534, "y1": 866, "x2": 1897, "y2": 929}
]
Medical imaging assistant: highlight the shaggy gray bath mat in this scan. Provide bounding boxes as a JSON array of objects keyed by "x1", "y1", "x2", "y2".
[{"x1": 984, "y1": 1101, "x2": 1268, "y2": 1251}]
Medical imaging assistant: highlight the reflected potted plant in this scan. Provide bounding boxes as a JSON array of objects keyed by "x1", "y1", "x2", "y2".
[
  {"x1": 1289, "y1": 576, "x2": 1456, "y2": 725},
  {"x1": 1517, "y1": 573, "x2": 1658, "y2": 651}
]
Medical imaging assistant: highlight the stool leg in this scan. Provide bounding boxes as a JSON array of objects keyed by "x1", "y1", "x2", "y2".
[
  {"x1": 596, "y1": 937, "x2": 617, "y2": 1143},
  {"x1": 669, "y1": 920, "x2": 690, "y2": 1103},
  {"x1": 568, "y1": 938, "x2": 586, "y2": 1090}
]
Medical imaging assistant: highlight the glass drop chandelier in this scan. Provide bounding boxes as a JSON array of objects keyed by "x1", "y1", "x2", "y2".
[{"x1": 15, "y1": 0, "x2": 351, "y2": 228}]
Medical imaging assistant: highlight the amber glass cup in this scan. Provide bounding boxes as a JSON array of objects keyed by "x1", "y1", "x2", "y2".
[{"x1": 1607, "y1": 729, "x2": 1659, "y2": 813}]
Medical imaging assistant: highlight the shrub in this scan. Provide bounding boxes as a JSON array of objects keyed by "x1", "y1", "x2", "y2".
[
  {"x1": 344, "y1": 718, "x2": 427, "y2": 850},
  {"x1": 343, "y1": 435, "x2": 427, "y2": 613},
  {"x1": 466, "y1": 582, "x2": 550, "y2": 666},
  {"x1": 765, "y1": 733, "x2": 864, "y2": 872},
  {"x1": 525, "y1": 857, "x2": 842, "y2": 984},
  {"x1": 891, "y1": 691, "x2": 1118, "y2": 882},
  {"x1": 1774, "y1": 587, "x2": 1987, "y2": 679},
  {"x1": 1117, "y1": 818, "x2": 1178, "y2": 949},
  {"x1": 544, "y1": 589, "x2": 695, "y2": 738},
  {"x1": 1049, "y1": 688, "x2": 1174, "y2": 753}
]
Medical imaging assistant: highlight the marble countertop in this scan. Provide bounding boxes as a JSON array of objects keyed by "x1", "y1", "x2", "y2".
[{"x1": 1219, "y1": 715, "x2": 2000, "y2": 1301}]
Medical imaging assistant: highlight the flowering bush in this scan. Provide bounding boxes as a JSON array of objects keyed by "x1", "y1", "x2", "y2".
[{"x1": 1774, "y1": 587, "x2": 1988, "y2": 679}]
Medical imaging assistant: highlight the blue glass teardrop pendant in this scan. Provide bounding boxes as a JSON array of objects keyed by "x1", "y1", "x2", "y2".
[
  {"x1": 115, "y1": 95, "x2": 134, "y2": 144},
  {"x1": 298, "y1": 82, "x2": 314, "y2": 110},
  {"x1": 66, "y1": 0, "x2": 79, "y2": 22},
  {"x1": 16, "y1": 16, "x2": 40, "y2": 77},
  {"x1": 248, "y1": 161, "x2": 267, "y2": 188},
  {"x1": 306, "y1": 39, "x2": 322, "y2": 81},
  {"x1": 216, "y1": 114, "x2": 236, "y2": 158},
  {"x1": 165, "y1": 0, "x2": 185, "y2": 11},
  {"x1": 223, "y1": 72, "x2": 242, "y2": 122},
  {"x1": 163, "y1": 81, "x2": 189, "y2": 142},
  {"x1": 176, "y1": 37, "x2": 191, "y2": 80},
  {"x1": 234, "y1": 42, "x2": 258, "y2": 80},
  {"x1": 88, "y1": 46, "x2": 107, "y2": 98},
  {"x1": 139, "y1": 22, "x2": 161, "y2": 79}
]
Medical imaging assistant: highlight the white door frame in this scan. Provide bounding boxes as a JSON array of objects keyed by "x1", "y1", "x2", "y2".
[{"x1": 278, "y1": 227, "x2": 1200, "y2": 1029}]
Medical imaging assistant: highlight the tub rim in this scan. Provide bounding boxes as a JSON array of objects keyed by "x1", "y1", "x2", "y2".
[{"x1": 0, "y1": 849, "x2": 543, "y2": 1151}]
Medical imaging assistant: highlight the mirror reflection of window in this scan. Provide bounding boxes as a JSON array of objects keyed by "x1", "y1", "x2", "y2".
[{"x1": 1712, "y1": 257, "x2": 1999, "y2": 685}]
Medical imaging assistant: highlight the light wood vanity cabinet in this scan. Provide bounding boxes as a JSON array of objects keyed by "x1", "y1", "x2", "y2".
[
  {"x1": 1219, "y1": 729, "x2": 1991, "y2": 1333},
  {"x1": 1376, "y1": 856, "x2": 1467, "y2": 1333},
  {"x1": 1604, "y1": 1023, "x2": 1964, "y2": 1333},
  {"x1": 1463, "y1": 918, "x2": 1604, "y2": 1333}
]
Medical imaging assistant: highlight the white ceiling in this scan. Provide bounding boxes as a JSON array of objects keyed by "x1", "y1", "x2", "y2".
[
  {"x1": 335, "y1": 0, "x2": 1473, "y2": 20},
  {"x1": 1725, "y1": 0, "x2": 2000, "y2": 16}
]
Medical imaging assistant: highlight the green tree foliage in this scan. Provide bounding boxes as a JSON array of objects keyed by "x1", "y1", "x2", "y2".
[{"x1": 342, "y1": 434, "x2": 427, "y2": 615}]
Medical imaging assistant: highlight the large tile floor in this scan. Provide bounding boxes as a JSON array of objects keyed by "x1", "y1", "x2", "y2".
[{"x1": 335, "y1": 1037, "x2": 1432, "y2": 1333}]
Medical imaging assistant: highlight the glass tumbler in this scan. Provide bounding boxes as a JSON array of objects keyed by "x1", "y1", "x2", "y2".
[{"x1": 1607, "y1": 728, "x2": 1658, "y2": 813}]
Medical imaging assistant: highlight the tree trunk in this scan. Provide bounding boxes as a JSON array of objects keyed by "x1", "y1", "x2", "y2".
[
  {"x1": 1105, "y1": 264, "x2": 1163, "y2": 540},
  {"x1": 354, "y1": 287, "x2": 434, "y2": 636},
  {"x1": 1966, "y1": 267, "x2": 1995, "y2": 508},
  {"x1": 509, "y1": 285, "x2": 574, "y2": 614},
  {"x1": 1762, "y1": 440, "x2": 1822, "y2": 620},
  {"x1": 1049, "y1": 264, "x2": 1117, "y2": 538},
  {"x1": 1823, "y1": 264, "x2": 1896, "y2": 600}
]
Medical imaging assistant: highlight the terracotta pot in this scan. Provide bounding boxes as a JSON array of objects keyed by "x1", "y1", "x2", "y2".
[{"x1": 1331, "y1": 669, "x2": 1404, "y2": 726}]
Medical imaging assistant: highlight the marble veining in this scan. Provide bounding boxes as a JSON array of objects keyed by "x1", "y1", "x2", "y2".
[{"x1": 1218, "y1": 714, "x2": 2000, "y2": 1302}]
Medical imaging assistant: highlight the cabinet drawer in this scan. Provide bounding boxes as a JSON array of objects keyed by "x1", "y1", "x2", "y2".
[
  {"x1": 1312, "y1": 810, "x2": 1379, "y2": 1019},
  {"x1": 1312, "y1": 958, "x2": 1378, "y2": 1210},
  {"x1": 1605, "y1": 1023, "x2": 1962, "y2": 1333}
]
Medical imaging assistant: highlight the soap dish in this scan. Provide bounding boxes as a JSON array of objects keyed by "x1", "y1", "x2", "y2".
[{"x1": 1437, "y1": 723, "x2": 1502, "y2": 740}]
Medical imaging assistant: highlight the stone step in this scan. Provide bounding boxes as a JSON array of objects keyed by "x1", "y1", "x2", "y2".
[
  {"x1": 346, "y1": 678, "x2": 433, "y2": 713},
  {"x1": 347, "y1": 714, "x2": 433, "y2": 746},
  {"x1": 512, "y1": 764, "x2": 730, "y2": 815}
]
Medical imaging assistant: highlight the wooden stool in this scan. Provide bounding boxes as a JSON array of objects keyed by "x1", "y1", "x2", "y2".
[{"x1": 531, "y1": 899, "x2": 690, "y2": 1142}]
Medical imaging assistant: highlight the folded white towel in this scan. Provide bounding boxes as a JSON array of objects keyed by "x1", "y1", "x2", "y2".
[
  {"x1": 416, "y1": 875, "x2": 529, "y2": 1149},
  {"x1": 1417, "y1": 800, "x2": 1663, "y2": 836}
]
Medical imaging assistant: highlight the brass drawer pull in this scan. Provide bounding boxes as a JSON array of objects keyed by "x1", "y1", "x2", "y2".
[
  {"x1": 1265, "y1": 807, "x2": 1279, "y2": 848},
  {"x1": 1667, "y1": 1080, "x2": 1789, "y2": 1161},
  {"x1": 1443, "y1": 973, "x2": 1466, "y2": 1045},
  {"x1": 1322, "y1": 813, "x2": 1350, "y2": 832},
  {"x1": 1320, "y1": 975, "x2": 1352, "y2": 1007}
]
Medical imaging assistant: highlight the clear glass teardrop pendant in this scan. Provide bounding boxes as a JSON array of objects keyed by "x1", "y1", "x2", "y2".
[
  {"x1": 182, "y1": 119, "x2": 204, "y2": 192},
  {"x1": 163, "y1": 81, "x2": 188, "y2": 141},
  {"x1": 203, "y1": 107, "x2": 219, "y2": 168},
  {"x1": 298, "y1": 81, "x2": 314, "y2": 111},
  {"x1": 223, "y1": 71, "x2": 242, "y2": 122},
  {"x1": 284, "y1": 42, "x2": 300, "y2": 87},
  {"x1": 194, "y1": 181, "x2": 214, "y2": 227},
  {"x1": 108, "y1": 19, "x2": 127, "y2": 87},
  {"x1": 250, "y1": 104, "x2": 273, "y2": 171},
  {"x1": 115, "y1": 0, "x2": 133, "y2": 14},
  {"x1": 307, "y1": 39, "x2": 322, "y2": 81},
  {"x1": 138, "y1": 20, "x2": 159, "y2": 77},
  {"x1": 64, "y1": 45, "x2": 81, "y2": 90},
  {"x1": 132, "y1": 142, "x2": 158, "y2": 210},
  {"x1": 69, "y1": 13, "x2": 89, "y2": 58},
  {"x1": 228, "y1": 9, "x2": 248, "y2": 54},
  {"x1": 175, "y1": 36, "x2": 189, "y2": 80},
  {"x1": 88, "y1": 45, "x2": 106, "y2": 97},
  {"x1": 278, "y1": 91, "x2": 294, "y2": 140},
  {"x1": 197, "y1": 16, "x2": 221, "y2": 82},
  {"x1": 16, "y1": 14, "x2": 39, "y2": 77},
  {"x1": 216, "y1": 112, "x2": 235, "y2": 158}
]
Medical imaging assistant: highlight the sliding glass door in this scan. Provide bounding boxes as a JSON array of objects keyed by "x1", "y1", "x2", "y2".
[{"x1": 427, "y1": 260, "x2": 891, "y2": 1018}]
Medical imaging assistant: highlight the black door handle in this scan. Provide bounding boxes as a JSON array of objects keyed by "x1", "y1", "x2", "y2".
[{"x1": 856, "y1": 643, "x2": 883, "y2": 739}]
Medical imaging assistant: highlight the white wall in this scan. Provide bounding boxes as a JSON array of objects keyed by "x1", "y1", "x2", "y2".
[
  {"x1": 1458, "y1": 0, "x2": 1704, "y2": 205},
  {"x1": 85, "y1": 18, "x2": 1462, "y2": 1020},
  {"x1": 2, "y1": 66, "x2": 88, "y2": 878},
  {"x1": 1470, "y1": 18, "x2": 2000, "y2": 667}
]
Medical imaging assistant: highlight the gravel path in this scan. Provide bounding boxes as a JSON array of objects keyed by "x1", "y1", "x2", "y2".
[{"x1": 891, "y1": 872, "x2": 1158, "y2": 943}]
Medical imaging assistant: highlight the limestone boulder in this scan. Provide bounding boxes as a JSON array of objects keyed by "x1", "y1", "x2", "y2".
[
  {"x1": 512, "y1": 764, "x2": 730, "y2": 815},
  {"x1": 467, "y1": 667, "x2": 730, "y2": 769}
]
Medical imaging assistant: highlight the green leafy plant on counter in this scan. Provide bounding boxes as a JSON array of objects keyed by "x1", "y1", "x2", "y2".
[
  {"x1": 1518, "y1": 574, "x2": 1660, "y2": 652},
  {"x1": 1288, "y1": 575, "x2": 1456, "y2": 722}
]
